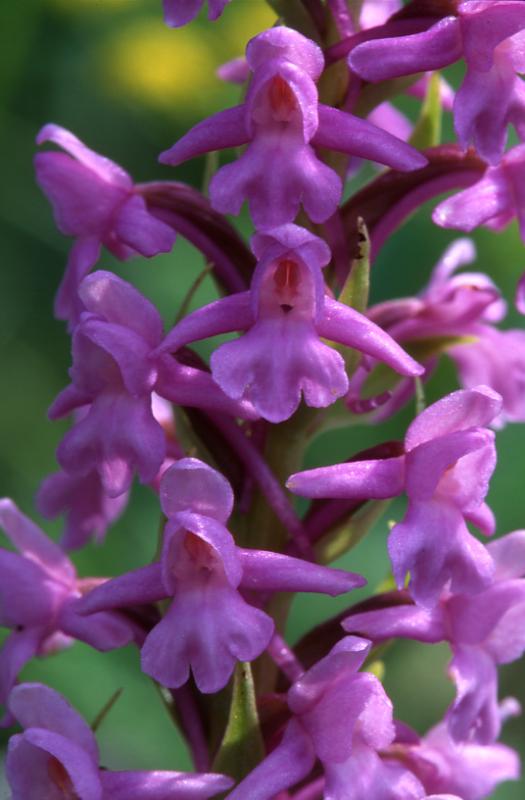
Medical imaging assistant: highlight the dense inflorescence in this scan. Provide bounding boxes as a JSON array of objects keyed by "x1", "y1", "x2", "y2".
[{"x1": 3, "y1": 1, "x2": 525, "y2": 798}]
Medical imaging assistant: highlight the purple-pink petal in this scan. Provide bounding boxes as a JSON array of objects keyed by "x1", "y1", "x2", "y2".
[
  {"x1": 404, "y1": 386, "x2": 502, "y2": 451},
  {"x1": 36, "y1": 123, "x2": 131, "y2": 187},
  {"x1": 225, "y1": 719, "x2": 316, "y2": 800},
  {"x1": 238, "y1": 549, "x2": 366, "y2": 595},
  {"x1": 319, "y1": 298, "x2": 424, "y2": 377},
  {"x1": 287, "y1": 456, "x2": 405, "y2": 500},
  {"x1": 159, "y1": 105, "x2": 249, "y2": 166},
  {"x1": 0, "y1": 498, "x2": 74, "y2": 583},
  {"x1": 388, "y1": 499, "x2": 495, "y2": 608},
  {"x1": 100, "y1": 769, "x2": 234, "y2": 798},
  {"x1": 160, "y1": 458, "x2": 234, "y2": 524},
  {"x1": 9, "y1": 682, "x2": 98, "y2": 761},
  {"x1": 79, "y1": 270, "x2": 163, "y2": 346},
  {"x1": 314, "y1": 105, "x2": 428, "y2": 172},
  {"x1": 349, "y1": 17, "x2": 462, "y2": 81}
]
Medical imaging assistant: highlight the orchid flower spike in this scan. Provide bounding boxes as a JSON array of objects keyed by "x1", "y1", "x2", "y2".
[{"x1": 160, "y1": 27, "x2": 427, "y2": 229}]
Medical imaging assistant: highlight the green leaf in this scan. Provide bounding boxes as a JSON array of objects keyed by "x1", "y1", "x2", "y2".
[
  {"x1": 212, "y1": 662, "x2": 265, "y2": 783},
  {"x1": 409, "y1": 72, "x2": 442, "y2": 150},
  {"x1": 316, "y1": 499, "x2": 390, "y2": 564},
  {"x1": 330, "y1": 218, "x2": 371, "y2": 377},
  {"x1": 266, "y1": 0, "x2": 320, "y2": 40},
  {"x1": 338, "y1": 217, "x2": 370, "y2": 314},
  {"x1": 405, "y1": 334, "x2": 478, "y2": 361}
]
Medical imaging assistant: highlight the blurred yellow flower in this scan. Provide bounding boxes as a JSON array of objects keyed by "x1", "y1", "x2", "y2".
[
  {"x1": 100, "y1": 19, "x2": 218, "y2": 113},
  {"x1": 50, "y1": 0, "x2": 137, "y2": 12},
  {"x1": 224, "y1": 3, "x2": 277, "y2": 54}
]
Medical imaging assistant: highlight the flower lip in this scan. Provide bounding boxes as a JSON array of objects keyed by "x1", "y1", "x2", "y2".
[
  {"x1": 268, "y1": 75, "x2": 298, "y2": 121},
  {"x1": 47, "y1": 756, "x2": 78, "y2": 799}
]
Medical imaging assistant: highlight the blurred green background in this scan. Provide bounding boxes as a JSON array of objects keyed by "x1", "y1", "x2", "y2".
[{"x1": 1, "y1": 1, "x2": 524, "y2": 796}]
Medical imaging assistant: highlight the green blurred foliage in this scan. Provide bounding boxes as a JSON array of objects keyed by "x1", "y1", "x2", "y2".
[{"x1": 0, "y1": 1, "x2": 524, "y2": 796}]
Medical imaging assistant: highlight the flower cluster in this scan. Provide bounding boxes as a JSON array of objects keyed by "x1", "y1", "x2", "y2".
[{"x1": 4, "y1": 1, "x2": 525, "y2": 798}]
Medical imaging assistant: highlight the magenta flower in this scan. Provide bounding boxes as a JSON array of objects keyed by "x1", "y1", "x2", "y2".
[
  {"x1": 49, "y1": 271, "x2": 257, "y2": 499},
  {"x1": 160, "y1": 27, "x2": 426, "y2": 229},
  {"x1": 78, "y1": 459, "x2": 364, "y2": 693},
  {"x1": 349, "y1": 1, "x2": 525, "y2": 164},
  {"x1": 0, "y1": 501, "x2": 135, "y2": 723},
  {"x1": 359, "y1": 0, "x2": 401, "y2": 30},
  {"x1": 35, "y1": 124, "x2": 176, "y2": 326},
  {"x1": 387, "y1": 718, "x2": 519, "y2": 800},
  {"x1": 344, "y1": 530, "x2": 525, "y2": 744},
  {"x1": 225, "y1": 636, "x2": 434, "y2": 800},
  {"x1": 433, "y1": 143, "x2": 525, "y2": 240},
  {"x1": 358, "y1": 238, "x2": 525, "y2": 427},
  {"x1": 163, "y1": 0, "x2": 230, "y2": 27},
  {"x1": 289, "y1": 386, "x2": 501, "y2": 608},
  {"x1": 156, "y1": 225, "x2": 423, "y2": 422},
  {"x1": 36, "y1": 467, "x2": 129, "y2": 552},
  {"x1": 6, "y1": 682, "x2": 233, "y2": 799}
]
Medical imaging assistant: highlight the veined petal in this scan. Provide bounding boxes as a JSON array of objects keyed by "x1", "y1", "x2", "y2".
[
  {"x1": 155, "y1": 357, "x2": 259, "y2": 420},
  {"x1": 349, "y1": 17, "x2": 462, "y2": 81},
  {"x1": 460, "y1": 1, "x2": 525, "y2": 71},
  {"x1": 156, "y1": 292, "x2": 252, "y2": 355},
  {"x1": 287, "y1": 457, "x2": 405, "y2": 500},
  {"x1": 314, "y1": 106, "x2": 428, "y2": 172},
  {"x1": 160, "y1": 459, "x2": 234, "y2": 524},
  {"x1": 0, "y1": 499, "x2": 74, "y2": 583},
  {"x1": 405, "y1": 429, "x2": 495, "y2": 502},
  {"x1": 75, "y1": 318, "x2": 156, "y2": 396},
  {"x1": 0, "y1": 551, "x2": 58, "y2": 628},
  {"x1": 454, "y1": 61, "x2": 515, "y2": 165},
  {"x1": 343, "y1": 603, "x2": 445, "y2": 643},
  {"x1": 141, "y1": 588, "x2": 273, "y2": 693},
  {"x1": 0, "y1": 629, "x2": 43, "y2": 724},
  {"x1": 319, "y1": 297, "x2": 423, "y2": 377},
  {"x1": 76, "y1": 563, "x2": 165, "y2": 615},
  {"x1": 36, "y1": 123, "x2": 131, "y2": 188},
  {"x1": 239, "y1": 549, "x2": 365, "y2": 595},
  {"x1": 114, "y1": 194, "x2": 176, "y2": 257},
  {"x1": 432, "y1": 168, "x2": 513, "y2": 232},
  {"x1": 57, "y1": 392, "x2": 166, "y2": 496},
  {"x1": 225, "y1": 719, "x2": 315, "y2": 800},
  {"x1": 8, "y1": 683, "x2": 98, "y2": 763},
  {"x1": 100, "y1": 769, "x2": 234, "y2": 799},
  {"x1": 163, "y1": 0, "x2": 204, "y2": 27},
  {"x1": 487, "y1": 530, "x2": 525, "y2": 580},
  {"x1": 54, "y1": 237, "x2": 101, "y2": 326},
  {"x1": 405, "y1": 386, "x2": 502, "y2": 450},
  {"x1": 211, "y1": 317, "x2": 348, "y2": 422},
  {"x1": 59, "y1": 601, "x2": 137, "y2": 651},
  {"x1": 159, "y1": 105, "x2": 249, "y2": 166},
  {"x1": 210, "y1": 137, "x2": 342, "y2": 227},
  {"x1": 79, "y1": 270, "x2": 163, "y2": 346},
  {"x1": 447, "y1": 645, "x2": 500, "y2": 743},
  {"x1": 7, "y1": 729, "x2": 102, "y2": 800},
  {"x1": 34, "y1": 151, "x2": 127, "y2": 237},
  {"x1": 388, "y1": 499, "x2": 495, "y2": 608},
  {"x1": 246, "y1": 27, "x2": 324, "y2": 80}
]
